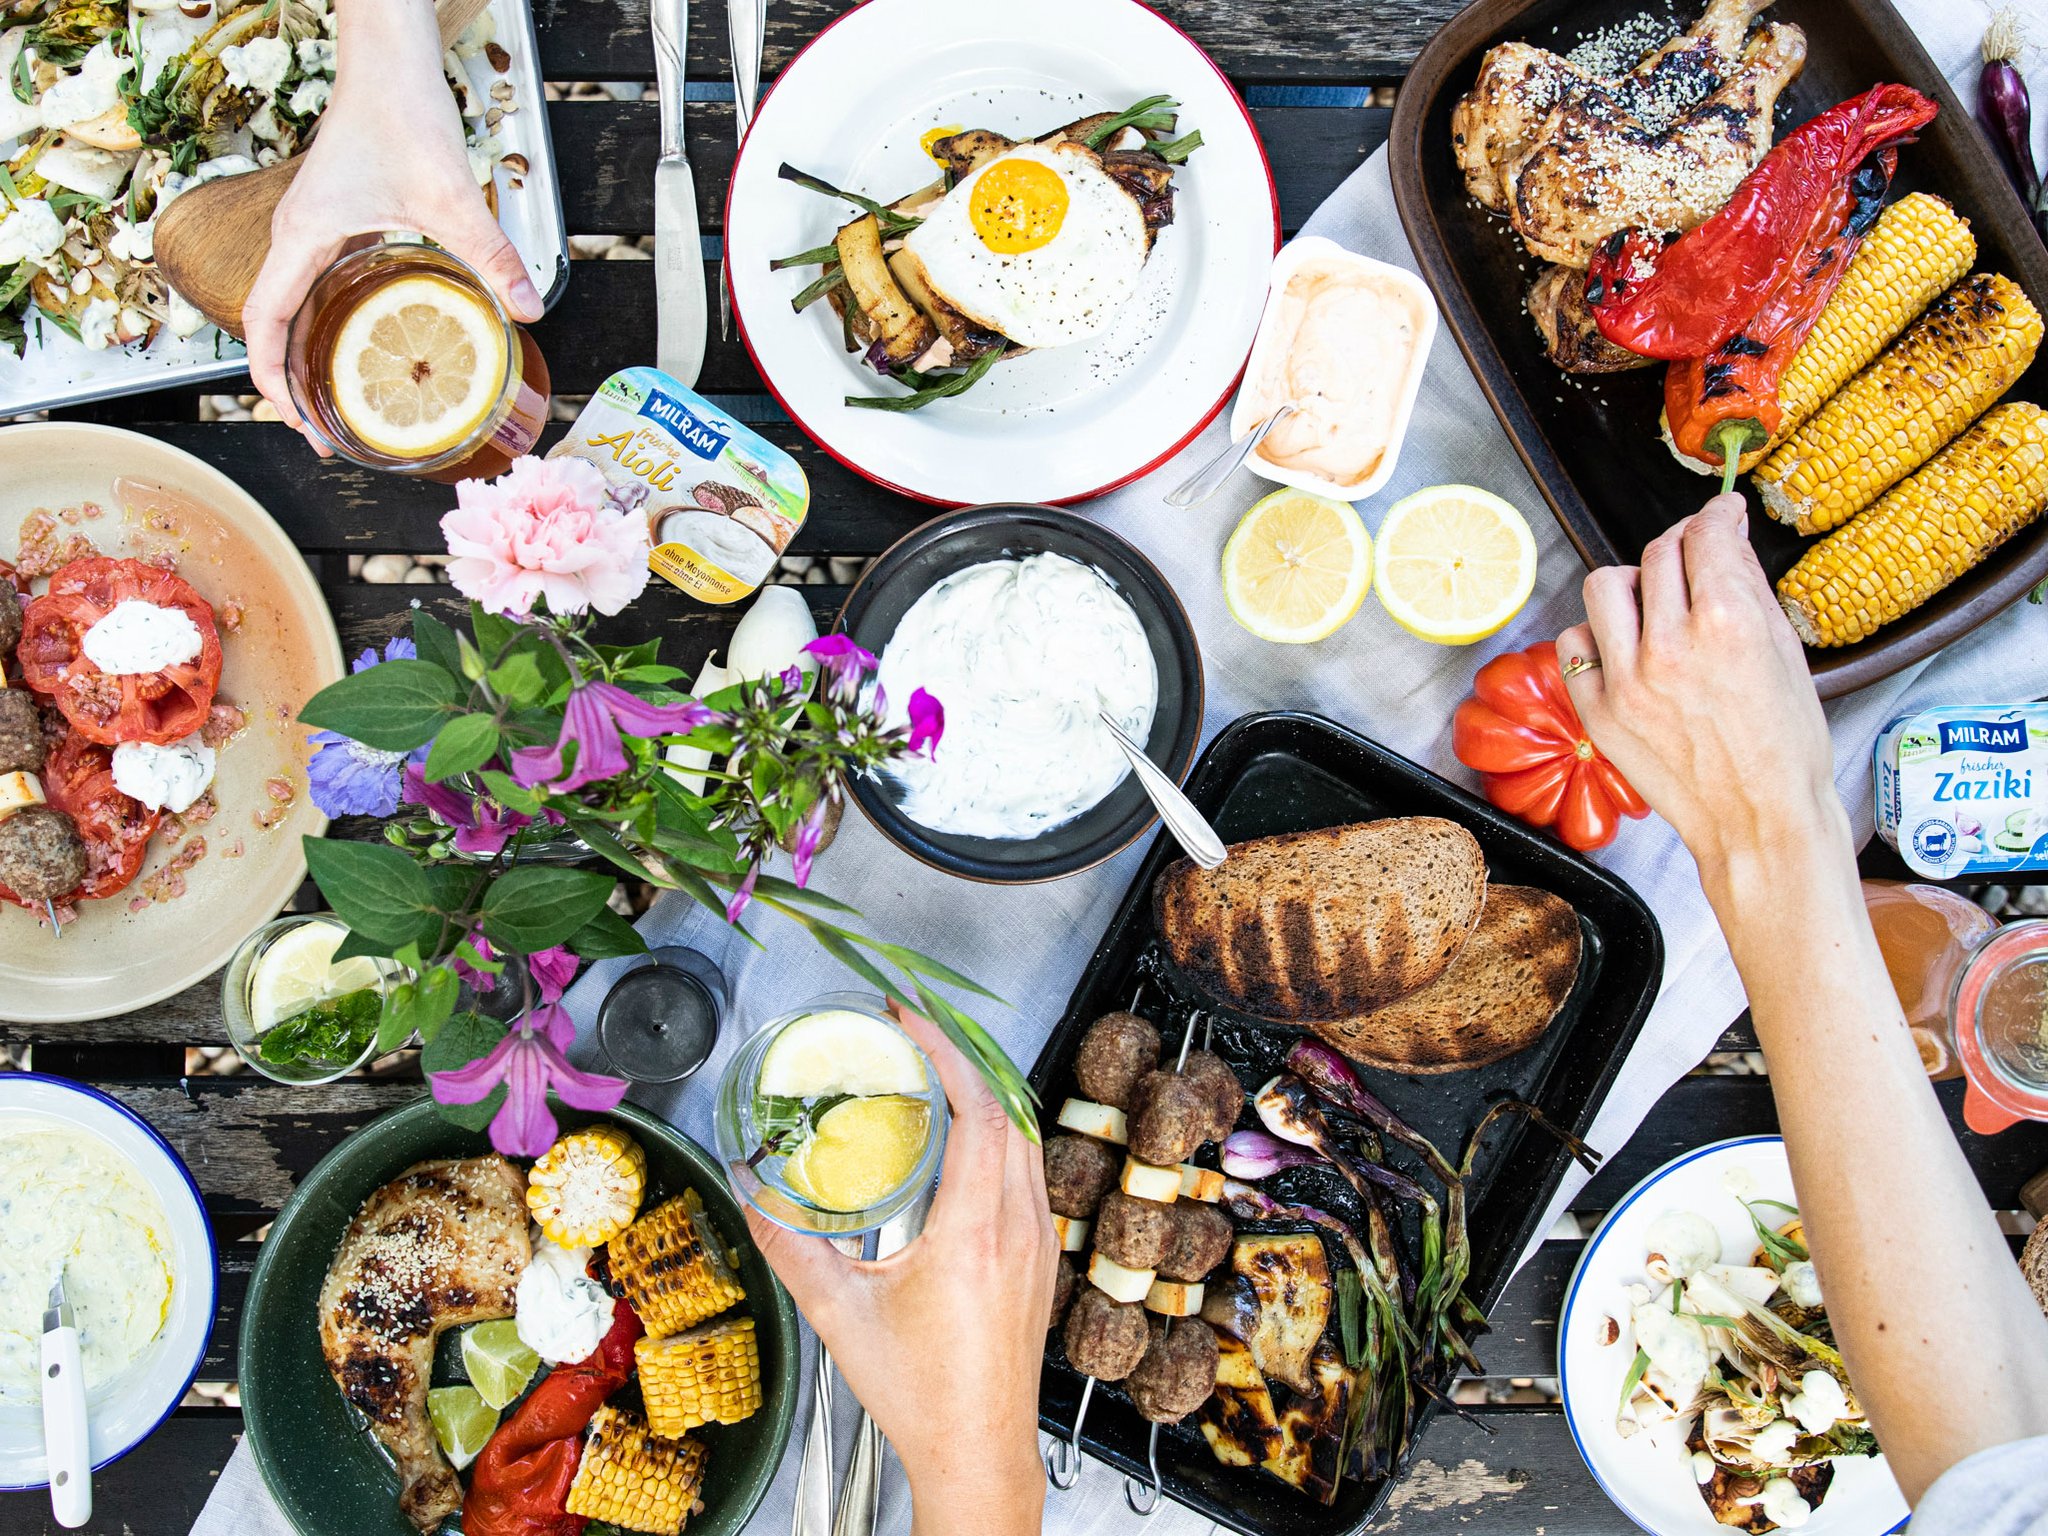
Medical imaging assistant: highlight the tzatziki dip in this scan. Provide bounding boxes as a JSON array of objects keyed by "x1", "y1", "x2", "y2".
[
  {"x1": 875, "y1": 553, "x2": 1157, "y2": 840},
  {"x1": 0, "y1": 1122, "x2": 172, "y2": 1399}
]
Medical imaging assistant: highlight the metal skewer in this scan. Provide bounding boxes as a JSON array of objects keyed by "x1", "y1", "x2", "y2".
[
  {"x1": 44, "y1": 899, "x2": 60, "y2": 936},
  {"x1": 1123, "y1": 1315, "x2": 1170, "y2": 1516},
  {"x1": 1044, "y1": 1375, "x2": 1093, "y2": 1489}
]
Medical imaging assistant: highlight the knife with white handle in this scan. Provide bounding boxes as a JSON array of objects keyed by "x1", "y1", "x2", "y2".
[
  {"x1": 652, "y1": 0, "x2": 708, "y2": 384},
  {"x1": 42, "y1": 1274, "x2": 91, "y2": 1529},
  {"x1": 719, "y1": 0, "x2": 766, "y2": 339}
]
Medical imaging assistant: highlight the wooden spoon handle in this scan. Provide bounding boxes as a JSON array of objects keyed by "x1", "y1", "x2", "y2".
[{"x1": 152, "y1": 0, "x2": 500, "y2": 339}]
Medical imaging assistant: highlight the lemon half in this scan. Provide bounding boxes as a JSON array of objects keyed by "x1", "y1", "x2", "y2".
[
  {"x1": 249, "y1": 920, "x2": 384, "y2": 1031},
  {"x1": 785, "y1": 1095, "x2": 931, "y2": 1213},
  {"x1": 1220, "y1": 488, "x2": 1373, "y2": 644},
  {"x1": 1371, "y1": 484, "x2": 1538, "y2": 644},
  {"x1": 758, "y1": 1010, "x2": 927, "y2": 1099},
  {"x1": 330, "y1": 273, "x2": 506, "y2": 460}
]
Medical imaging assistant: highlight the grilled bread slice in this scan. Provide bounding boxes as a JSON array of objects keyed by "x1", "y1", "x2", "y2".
[
  {"x1": 1307, "y1": 885, "x2": 1580, "y2": 1075},
  {"x1": 1153, "y1": 818, "x2": 1487, "y2": 1020}
]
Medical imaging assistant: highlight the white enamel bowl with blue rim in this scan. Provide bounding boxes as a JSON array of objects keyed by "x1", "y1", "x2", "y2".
[
  {"x1": 1559, "y1": 1135, "x2": 1909, "y2": 1536},
  {"x1": 0, "y1": 1074, "x2": 216, "y2": 1489}
]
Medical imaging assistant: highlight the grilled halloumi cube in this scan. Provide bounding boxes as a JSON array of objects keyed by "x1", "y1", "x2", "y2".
[
  {"x1": 1177, "y1": 1165, "x2": 1225, "y2": 1202},
  {"x1": 1088, "y1": 1251, "x2": 1157, "y2": 1304},
  {"x1": 1119, "y1": 1157, "x2": 1181, "y2": 1204},
  {"x1": 1056, "y1": 1098, "x2": 1129, "y2": 1144},
  {"x1": 1052, "y1": 1214, "x2": 1091, "y2": 1253},
  {"x1": 1145, "y1": 1279, "x2": 1204, "y2": 1316}
]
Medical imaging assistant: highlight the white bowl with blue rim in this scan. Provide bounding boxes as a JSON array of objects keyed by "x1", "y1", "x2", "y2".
[
  {"x1": 0, "y1": 1073, "x2": 215, "y2": 1489},
  {"x1": 1559, "y1": 1135, "x2": 1909, "y2": 1536}
]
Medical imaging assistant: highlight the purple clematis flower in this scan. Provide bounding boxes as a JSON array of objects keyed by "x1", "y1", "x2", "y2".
[
  {"x1": 430, "y1": 1000, "x2": 627, "y2": 1158},
  {"x1": 402, "y1": 763, "x2": 552, "y2": 856},
  {"x1": 906, "y1": 687, "x2": 944, "y2": 759},
  {"x1": 803, "y1": 634, "x2": 877, "y2": 703},
  {"x1": 511, "y1": 681, "x2": 719, "y2": 795},
  {"x1": 725, "y1": 863, "x2": 759, "y2": 925},
  {"x1": 453, "y1": 938, "x2": 580, "y2": 999},
  {"x1": 306, "y1": 638, "x2": 425, "y2": 818},
  {"x1": 789, "y1": 801, "x2": 830, "y2": 889}
]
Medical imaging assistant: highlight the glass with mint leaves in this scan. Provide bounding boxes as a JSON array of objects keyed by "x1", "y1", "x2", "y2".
[{"x1": 224, "y1": 915, "x2": 405, "y2": 1085}]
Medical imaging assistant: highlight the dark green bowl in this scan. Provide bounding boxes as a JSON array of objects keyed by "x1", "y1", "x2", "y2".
[{"x1": 240, "y1": 1097, "x2": 798, "y2": 1536}]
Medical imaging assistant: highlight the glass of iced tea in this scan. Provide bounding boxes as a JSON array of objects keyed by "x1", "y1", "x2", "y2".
[{"x1": 284, "y1": 241, "x2": 550, "y2": 483}]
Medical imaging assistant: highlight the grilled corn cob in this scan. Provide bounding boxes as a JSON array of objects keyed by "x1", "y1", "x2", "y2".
[
  {"x1": 526, "y1": 1125, "x2": 646, "y2": 1247},
  {"x1": 1778, "y1": 402, "x2": 2048, "y2": 647},
  {"x1": 1755, "y1": 272, "x2": 2043, "y2": 534},
  {"x1": 609, "y1": 1190, "x2": 746, "y2": 1338},
  {"x1": 636, "y1": 1316, "x2": 764, "y2": 1436},
  {"x1": 564, "y1": 1405, "x2": 707, "y2": 1536}
]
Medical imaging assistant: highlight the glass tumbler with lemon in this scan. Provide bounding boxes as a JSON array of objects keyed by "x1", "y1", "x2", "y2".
[
  {"x1": 284, "y1": 241, "x2": 550, "y2": 483},
  {"x1": 714, "y1": 995, "x2": 945, "y2": 1237},
  {"x1": 222, "y1": 914, "x2": 405, "y2": 1084}
]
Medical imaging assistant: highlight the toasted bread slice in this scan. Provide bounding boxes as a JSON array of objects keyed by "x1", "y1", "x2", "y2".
[
  {"x1": 1309, "y1": 885, "x2": 1580, "y2": 1074},
  {"x1": 1152, "y1": 818, "x2": 1487, "y2": 1020}
]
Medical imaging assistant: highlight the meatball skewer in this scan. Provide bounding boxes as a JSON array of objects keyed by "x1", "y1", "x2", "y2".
[{"x1": 0, "y1": 673, "x2": 82, "y2": 932}]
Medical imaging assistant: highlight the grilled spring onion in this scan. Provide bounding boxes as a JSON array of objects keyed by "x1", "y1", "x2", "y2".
[
  {"x1": 789, "y1": 265, "x2": 844, "y2": 313},
  {"x1": 846, "y1": 341, "x2": 1008, "y2": 411},
  {"x1": 1083, "y1": 94, "x2": 1181, "y2": 148}
]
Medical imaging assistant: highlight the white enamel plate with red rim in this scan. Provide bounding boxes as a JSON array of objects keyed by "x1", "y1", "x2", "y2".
[{"x1": 725, "y1": 0, "x2": 1279, "y2": 506}]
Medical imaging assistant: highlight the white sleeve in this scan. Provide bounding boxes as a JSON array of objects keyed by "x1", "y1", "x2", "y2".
[{"x1": 1909, "y1": 1435, "x2": 2048, "y2": 1536}]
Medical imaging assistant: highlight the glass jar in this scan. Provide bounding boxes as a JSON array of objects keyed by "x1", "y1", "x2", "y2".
[
  {"x1": 1951, "y1": 919, "x2": 2048, "y2": 1134},
  {"x1": 285, "y1": 241, "x2": 550, "y2": 483},
  {"x1": 1862, "y1": 880, "x2": 2001, "y2": 1079},
  {"x1": 222, "y1": 915, "x2": 403, "y2": 1085},
  {"x1": 714, "y1": 992, "x2": 946, "y2": 1238}
]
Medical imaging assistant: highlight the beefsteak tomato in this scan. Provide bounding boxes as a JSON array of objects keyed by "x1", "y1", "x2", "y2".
[{"x1": 18, "y1": 558, "x2": 223, "y2": 745}]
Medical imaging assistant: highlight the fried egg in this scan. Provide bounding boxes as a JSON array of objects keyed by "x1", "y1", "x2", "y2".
[{"x1": 900, "y1": 142, "x2": 1149, "y2": 350}]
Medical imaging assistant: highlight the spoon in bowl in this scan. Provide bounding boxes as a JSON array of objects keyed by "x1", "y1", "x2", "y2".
[
  {"x1": 1098, "y1": 712, "x2": 1226, "y2": 869},
  {"x1": 1163, "y1": 403, "x2": 1296, "y2": 510}
]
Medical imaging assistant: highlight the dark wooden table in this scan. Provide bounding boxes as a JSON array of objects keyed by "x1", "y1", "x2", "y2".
[{"x1": 4, "y1": 1, "x2": 2045, "y2": 1531}]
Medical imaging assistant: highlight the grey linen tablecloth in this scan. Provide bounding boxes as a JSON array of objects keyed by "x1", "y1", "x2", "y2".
[{"x1": 197, "y1": 1, "x2": 2048, "y2": 1531}]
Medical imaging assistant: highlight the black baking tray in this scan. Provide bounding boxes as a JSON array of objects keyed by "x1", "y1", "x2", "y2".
[
  {"x1": 1389, "y1": 0, "x2": 2048, "y2": 699},
  {"x1": 1029, "y1": 712, "x2": 1664, "y2": 1535}
]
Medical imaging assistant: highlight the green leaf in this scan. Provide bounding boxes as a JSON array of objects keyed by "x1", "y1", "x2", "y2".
[
  {"x1": 613, "y1": 664, "x2": 686, "y2": 685},
  {"x1": 375, "y1": 963, "x2": 459, "y2": 1052},
  {"x1": 411, "y1": 609, "x2": 464, "y2": 679},
  {"x1": 488, "y1": 651, "x2": 546, "y2": 708},
  {"x1": 303, "y1": 838, "x2": 441, "y2": 949},
  {"x1": 748, "y1": 873, "x2": 859, "y2": 915},
  {"x1": 568, "y1": 905, "x2": 648, "y2": 960},
  {"x1": 422, "y1": 1011, "x2": 508, "y2": 1131},
  {"x1": 562, "y1": 815, "x2": 657, "y2": 884},
  {"x1": 479, "y1": 866, "x2": 615, "y2": 952},
  {"x1": 471, "y1": 603, "x2": 517, "y2": 659},
  {"x1": 330, "y1": 925, "x2": 393, "y2": 964},
  {"x1": 867, "y1": 939, "x2": 1003, "y2": 1001},
  {"x1": 300, "y1": 659, "x2": 462, "y2": 752},
  {"x1": 479, "y1": 770, "x2": 543, "y2": 817},
  {"x1": 424, "y1": 714, "x2": 501, "y2": 783}
]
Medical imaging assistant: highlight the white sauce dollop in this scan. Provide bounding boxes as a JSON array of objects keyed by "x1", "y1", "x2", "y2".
[
  {"x1": 38, "y1": 39, "x2": 127, "y2": 129},
  {"x1": 1782, "y1": 1259, "x2": 1823, "y2": 1309},
  {"x1": 1643, "y1": 1208, "x2": 1721, "y2": 1282},
  {"x1": 81, "y1": 599, "x2": 203, "y2": 675},
  {"x1": 1783, "y1": 1369, "x2": 1848, "y2": 1435},
  {"x1": 514, "y1": 1237, "x2": 614, "y2": 1365},
  {"x1": 0, "y1": 198, "x2": 65, "y2": 269},
  {"x1": 874, "y1": 553, "x2": 1157, "y2": 840},
  {"x1": 1758, "y1": 1477, "x2": 1812, "y2": 1528},
  {"x1": 112, "y1": 735, "x2": 216, "y2": 813},
  {"x1": 0, "y1": 1127, "x2": 172, "y2": 1399}
]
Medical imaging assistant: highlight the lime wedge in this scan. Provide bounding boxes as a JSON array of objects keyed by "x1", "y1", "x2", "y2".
[
  {"x1": 427, "y1": 1385, "x2": 498, "y2": 1470},
  {"x1": 785, "y1": 1094, "x2": 931, "y2": 1213},
  {"x1": 461, "y1": 1319, "x2": 540, "y2": 1410},
  {"x1": 758, "y1": 1009, "x2": 926, "y2": 1098}
]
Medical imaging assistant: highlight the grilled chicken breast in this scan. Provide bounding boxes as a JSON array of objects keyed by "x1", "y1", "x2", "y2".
[
  {"x1": 319, "y1": 1156, "x2": 531, "y2": 1531},
  {"x1": 1528, "y1": 262, "x2": 1656, "y2": 372}
]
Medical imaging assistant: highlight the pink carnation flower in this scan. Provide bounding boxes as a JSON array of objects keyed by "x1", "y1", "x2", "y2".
[{"x1": 442, "y1": 456, "x2": 651, "y2": 617}]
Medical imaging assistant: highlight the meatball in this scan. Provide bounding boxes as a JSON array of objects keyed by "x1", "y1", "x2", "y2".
[
  {"x1": 1049, "y1": 1253, "x2": 1079, "y2": 1330},
  {"x1": 1127, "y1": 1316, "x2": 1220, "y2": 1423},
  {"x1": 0, "y1": 805, "x2": 85, "y2": 901},
  {"x1": 0, "y1": 689, "x2": 44, "y2": 774},
  {"x1": 1095, "y1": 1190, "x2": 1174, "y2": 1270},
  {"x1": 1182, "y1": 1049, "x2": 1244, "y2": 1142},
  {"x1": 1157, "y1": 1202, "x2": 1234, "y2": 1283},
  {"x1": 1045, "y1": 1133, "x2": 1120, "y2": 1220},
  {"x1": 1128, "y1": 1070, "x2": 1211, "y2": 1167},
  {"x1": 0, "y1": 591, "x2": 19, "y2": 657},
  {"x1": 1074, "y1": 1011, "x2": 1161, "y2": 1110},
  {"x1": 1063, "y1": 1286, "x2": 1149, "y2": 1381}
]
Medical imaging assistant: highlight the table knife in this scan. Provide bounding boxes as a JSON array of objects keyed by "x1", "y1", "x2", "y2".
[
  {"x1": 651, "y1": 0, "x2": 708, "y2": 385},
  {"x1": 830, "y1": 1201, "x2": 927, "y2": 1536},
  {"x1": 42, "y1": 1273, "x2": 91, "y2": 1529},
  {"x1": 719, "y1": 0, "x2": 767, "y2": 339}
]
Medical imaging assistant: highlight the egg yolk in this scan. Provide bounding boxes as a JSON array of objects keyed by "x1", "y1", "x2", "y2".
[
  {"x1": 920, "y1": 124, "x2": 963, "y2": 161},
  {"x1": 968, "y1": 158, "x2": 1070, "y2": 254}
]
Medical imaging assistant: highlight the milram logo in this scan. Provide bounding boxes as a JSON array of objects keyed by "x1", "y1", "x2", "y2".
[
  {"x1": 1937, "y1": 718, "x2": 2030, "y2": 754},
  {"x1": 639, "y1": 390, "x2": 730, "y2": 460}
]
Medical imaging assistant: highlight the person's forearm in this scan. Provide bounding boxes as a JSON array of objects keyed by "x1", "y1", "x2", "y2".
[
  {"x1": 908, "y1": 1442, "x2": 1044, "y2": 1536},
  {"x1": 1699, "y1": 793, "x2": 2048, "y2": 1501},
  {"x1": 333, "y1": 0, "x2": 456, "y2": 109}
]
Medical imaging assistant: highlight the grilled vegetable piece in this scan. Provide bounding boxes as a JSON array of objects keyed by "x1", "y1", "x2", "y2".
[
  {"x1": 836, "y1": 213, "x2": 939, "y2": 366},
  {"x1": 1777, "y1": 402, "x2": 2048, "y2": 647},
  {"x1": 1199, "y1": 1233, "x2": 1331, "y2": 1396},
  {"x1": 525, "y1": 1125, "x2": 646, "y2": 1248},
  {"x1": 1262, "y1": 1338, "x2": 1354, "y2": 1503},
  {"x1": 888, "y1": 248, "x2": 1006, "y2": 363},
  {"x1": 563, "y1": 1405, "x2": 707, "y2": 1536},
  {"x1": 636, "y1": 1315, "x2": 763, "y2": 1435},
  {"x1": 610, "y1": 1191, "x2": 747, "y2": 1339},
  {"x1": 1200, "y1": 1335, "x2": 1284, "y2": 1467},
  {"x1": 1754, "y1": 273, "x2": 2044, "y2": 533}
]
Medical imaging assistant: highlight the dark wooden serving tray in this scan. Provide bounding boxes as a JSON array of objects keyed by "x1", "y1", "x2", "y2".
[
  {"x1": 1028, "y1": 713, "x2": 1664, "y2": 1536},
  {"x1": 1389, "y1": 0, "x2": 2048, "y2": 698}
]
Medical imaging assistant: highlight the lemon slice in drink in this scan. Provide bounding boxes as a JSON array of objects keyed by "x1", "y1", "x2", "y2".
[
  {"x1": 330, "y1": 273, "x2": 507, "y2": 460},
  {"x1": 427, "y1": 1385, "x2": 499, "y2": 1470},
  {"x1": 1220, "y1": 489, "x2": 1373, "y2": 644},
  {"x1": 461, "y1": 1319, "x2": 540, "y2": 1410},
  {"x1": 250, "y1": 920, "x2": 384, "y2": 1031},
  {"x1": 1372, "y1": 484, "x2": 1538, "y2": 644},
  {"x1": 758, "y1": 1010, "x2": 927, "y2": 1098},
  {"x1": 785, "y1": 1095, "x2": 931, "y2": 1213}
]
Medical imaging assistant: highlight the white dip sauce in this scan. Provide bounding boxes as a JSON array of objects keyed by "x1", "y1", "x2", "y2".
[
  {"x1": 515, "y1": 1237, "x2": 615, "y2": 1365},
  {"x1": 0, "y1": 1125, "x2": 172, "y2": 1399},
  {"x1": 875, "y1": 553, "x2": 1157, "y2": 840}
]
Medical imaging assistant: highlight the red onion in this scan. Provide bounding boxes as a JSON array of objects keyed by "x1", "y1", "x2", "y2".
[
  {"x1": 1220, "y1": 1128, "x2": 1323, "y2": 1180},
  {"x1": 1981, "y1": 8, "x2": 2048, "y2": 241}
]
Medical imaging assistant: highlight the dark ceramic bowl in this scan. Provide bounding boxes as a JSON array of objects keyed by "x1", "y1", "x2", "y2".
[
  {"x1": 837, "y1": 504, "x2": 1204, "y2": 883},
  {"x1": 239, "y1": 1098, "x2": 797, "y2": 1536}
]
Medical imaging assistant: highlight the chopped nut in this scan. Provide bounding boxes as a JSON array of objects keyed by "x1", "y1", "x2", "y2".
[
  {"x1": 484, "y1": 40, "x2": 510, "y2": 72},
  {"x1": 1596, "y1": 1316, "x2": 1621, "y2": 1347},
  {"x1": 489, "y1": 79, "x2": 515, "y2": 102},
  {"x1": 500, "y1": 152, "x2": 529, "y2": 177},
  {"x1": 485, "y1": 107, "x2": 504, "y2": 131}
]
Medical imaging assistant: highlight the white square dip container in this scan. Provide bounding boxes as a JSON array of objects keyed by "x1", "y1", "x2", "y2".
[{"x1": 1227, "y1": 235, "x2": 1438, "y2": 503}]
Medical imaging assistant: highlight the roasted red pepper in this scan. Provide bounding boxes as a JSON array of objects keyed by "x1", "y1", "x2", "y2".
[
  {"x1": 463, "y1": 1303, "x2": 644, "y2": 1536},
  {"x1": 1452, "y1": 642, "x2": 1648, "y2": 853},
  {"x1": 1588, "y1": 84, "x2": 1938, "y2": 361}
]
